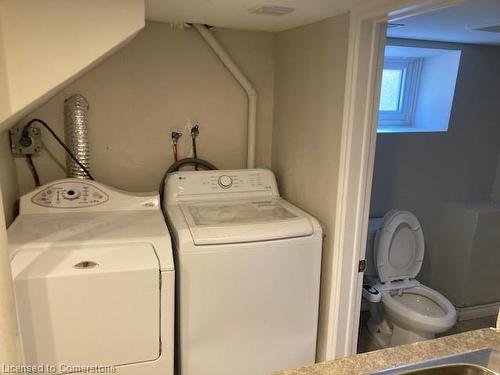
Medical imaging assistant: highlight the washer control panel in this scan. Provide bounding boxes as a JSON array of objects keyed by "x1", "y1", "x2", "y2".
[
  {"x1": 185, "y1": 171, "x2": 270, "y2": 193},
  {"x1": 165, "y1": 169, "x2": 280, "y2": 201},
  {"x1": 31, "y1": 181, "x2": 109, "y2": 208}
]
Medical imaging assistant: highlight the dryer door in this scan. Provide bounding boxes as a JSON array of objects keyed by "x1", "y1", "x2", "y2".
[{"x1": 12, "y1": 243, "x2": 160, "y2": 368}]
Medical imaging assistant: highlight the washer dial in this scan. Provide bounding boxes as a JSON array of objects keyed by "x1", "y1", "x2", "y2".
[{"x1": 218, "y1": 175, "x2": 233, "y2": 189}]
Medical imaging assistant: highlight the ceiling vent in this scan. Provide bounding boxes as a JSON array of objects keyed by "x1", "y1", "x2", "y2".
[
  {"x1": 249, "y1": 5, "x2": 295, "y2": 16},
  {"x1": 472, "y1": 24, "x2": 500, "y2": 33}
]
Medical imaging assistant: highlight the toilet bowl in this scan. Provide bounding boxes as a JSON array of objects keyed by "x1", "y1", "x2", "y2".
[{"x1": 364, "y1": 210, "x2": 457, "y2": 347}]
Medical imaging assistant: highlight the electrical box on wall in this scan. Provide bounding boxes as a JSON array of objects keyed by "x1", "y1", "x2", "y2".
[{"x1": 9, "y1": 125, "x2": 43, "y2": 156}]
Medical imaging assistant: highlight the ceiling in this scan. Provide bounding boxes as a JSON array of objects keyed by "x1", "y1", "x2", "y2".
[
  {"x1": 388, "y1": 0, "x2": 500, "y2": 46},
  {"x1": 145, "y1": 0, "x2": 366, "y2": 32}
]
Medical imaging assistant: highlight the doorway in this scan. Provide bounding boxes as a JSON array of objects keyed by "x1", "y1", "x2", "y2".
[{"x1": 352, "y1": 0, "x2": 500, "y2": 354}]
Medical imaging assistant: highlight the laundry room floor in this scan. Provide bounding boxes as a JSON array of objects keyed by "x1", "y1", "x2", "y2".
[{"x1": 357, "y1": 311, "x2": 498, "y2": 354}]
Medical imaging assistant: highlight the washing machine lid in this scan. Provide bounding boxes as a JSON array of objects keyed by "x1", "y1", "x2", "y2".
[
  {"x1": 180, "y1": 198, "x2": 314, "y2": 245},
  {"x1": 376, "y1": 210, "x2": 425, "y2": 283}
]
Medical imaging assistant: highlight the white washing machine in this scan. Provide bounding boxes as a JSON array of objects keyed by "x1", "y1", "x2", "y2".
[
  {"x1": 164, "y1": 169, "x2": 322, "y2": 375},
  {"x1": 7, "y1": 179, "x2": 174, "y2": 375}
]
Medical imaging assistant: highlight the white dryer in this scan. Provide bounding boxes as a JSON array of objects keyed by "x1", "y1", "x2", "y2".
[
  {"x1": 8, "y1": 179, "x2": 174, "y2": 375},
  {"x1": 164, "y1": 169, "x2": 322, "y2": 375}
]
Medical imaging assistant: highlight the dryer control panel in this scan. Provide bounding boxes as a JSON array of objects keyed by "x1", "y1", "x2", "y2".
[
  {"x1": 31, "y1": 181, "x2": 109, "y2": 208},
  {"x1": 20, "y1": 178, "x2": 159, "y2": 214}
]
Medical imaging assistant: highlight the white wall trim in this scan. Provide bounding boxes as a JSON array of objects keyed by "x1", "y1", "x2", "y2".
[{"x1": 322, "y1": 0, "x2": 462, "y2": 361}]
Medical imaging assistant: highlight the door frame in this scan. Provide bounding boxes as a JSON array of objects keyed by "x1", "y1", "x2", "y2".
[{"x1": 322, "y1": 0, "x2": 463, "y2": 360}]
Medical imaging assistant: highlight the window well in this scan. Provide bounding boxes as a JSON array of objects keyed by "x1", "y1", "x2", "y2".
[{"x1": 377, "y1": 44, "x2": 461, "y2": 134}]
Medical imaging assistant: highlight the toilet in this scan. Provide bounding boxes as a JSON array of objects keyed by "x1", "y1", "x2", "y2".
[{"x1": 363, "y1": 210, "x2": 457, "y2": 347}]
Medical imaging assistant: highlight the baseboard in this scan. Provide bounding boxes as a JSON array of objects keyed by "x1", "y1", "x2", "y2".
[{"x1": 456, "y1": 302, "x2": 500, "y2": 321}]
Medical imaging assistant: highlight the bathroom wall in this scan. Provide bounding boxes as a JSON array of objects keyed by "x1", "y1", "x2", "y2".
[
  {"x1": 412, "y1": 49, "x2": 461, "y2": 132},
  {"x1": 14, "y1": 21, "x2": 275, "y2": 195},
  {"x1": 370, "y1": 39, "x2": 500, "y2": 289},
  {"x1": 490, "y1": 156, "x2": 500, "y2": 201},
  {"x1": 272, "y1": 13, "x2": 350, "y2": 360}
]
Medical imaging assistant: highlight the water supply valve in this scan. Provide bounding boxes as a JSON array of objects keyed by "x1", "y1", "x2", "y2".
[
  {"x1": 171, "y1": 131, "x2": 182, "y2": 144},
  {"x1": 190, "y1": 124, "x2": 199, "y2": 139},
  {"x1": 171, "y1": 131, "x2": 183, "y2": 162}
]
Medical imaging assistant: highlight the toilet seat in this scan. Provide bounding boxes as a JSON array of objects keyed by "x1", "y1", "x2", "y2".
[
  {"x1": 375, "y1": 210, "x2": 424, "y2": 283},
  {"x1": 381, "y1": 284, "x2": 457, "y2": 333}
]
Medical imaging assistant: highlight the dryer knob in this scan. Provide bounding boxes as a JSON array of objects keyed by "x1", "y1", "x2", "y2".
[
  {"x1": 62, "y1": 189, "x2": 81, "y2": 200},
  {"x1": 218, "y1": 175, "x2": 233, "y2": 189}
]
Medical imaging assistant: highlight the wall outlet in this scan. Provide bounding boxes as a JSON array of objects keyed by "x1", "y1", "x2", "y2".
[{"x1": 9, "y1": 125, "x2": 43, "y2": 156}]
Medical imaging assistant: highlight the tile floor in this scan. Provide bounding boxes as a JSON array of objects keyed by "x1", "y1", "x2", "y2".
[{"x1": 357, "y1": 311, "x2": 497, "y2": 354}]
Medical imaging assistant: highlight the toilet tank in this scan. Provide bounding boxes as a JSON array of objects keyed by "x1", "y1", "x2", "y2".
[{"x1": 365, "y1": 217, "x2": 383, "y2": 277}]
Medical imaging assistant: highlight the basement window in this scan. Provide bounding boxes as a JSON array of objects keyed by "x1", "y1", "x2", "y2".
[
  {"x1": 377, "y1": 45, "x2": 461, "y2": 134},
  {"x1": 379, "y1": 57, "x2": 422, "y2": 127}
]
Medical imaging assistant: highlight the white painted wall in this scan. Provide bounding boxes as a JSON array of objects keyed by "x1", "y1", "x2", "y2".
[
  {"x1": 0, "y1": 16, "x2": 10, "y2": 122},
  {"x1": 13, "y1": 22, "x2": 275, "y2": 195},
  {"x1": 0, "y1": 0, "x2": 145, "y2": 131},
  {"x1": 414, "y1": 50, "x2": 461, "y2": 132},
  {"x1": 370, "y1": 39, "x2": 500, "y2": 292},
  {"x1": 0, "y1": 19, "x2": 19, "y2": 355},
  {"x1": 0, "y1": 131, "x2": 19, "y2": 225},
  {"x1": 272, "y1": 13, "x2": 350, "y2": 361},
  {"x1": 0, "y1": 15, "x2": 18, "y2": 226}
]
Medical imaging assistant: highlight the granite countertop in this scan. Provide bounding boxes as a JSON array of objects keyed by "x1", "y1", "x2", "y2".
[{"x1": 274, "y1": 328, "x2": 500, "y2": 375}]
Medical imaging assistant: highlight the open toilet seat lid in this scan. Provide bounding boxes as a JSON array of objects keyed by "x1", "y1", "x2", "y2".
[{"x1": 375, "y1": 210, "x2": 424, "y2": 283}]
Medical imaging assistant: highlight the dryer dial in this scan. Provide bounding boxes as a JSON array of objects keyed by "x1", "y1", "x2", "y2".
[{"x1": 62, "y1": 189, "x2": 81, "y2": 200}]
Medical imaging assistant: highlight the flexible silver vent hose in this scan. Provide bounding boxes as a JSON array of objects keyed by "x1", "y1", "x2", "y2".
[{"x1": 64, "y1": 94, "x2": 90, "y2": 179}]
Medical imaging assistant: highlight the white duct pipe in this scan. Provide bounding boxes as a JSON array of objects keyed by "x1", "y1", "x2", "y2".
[
  {"x1": 0, "y1": 189, "x2": 20, "y2": 366},
  {"x1": 193, "y1": 24, "x2": 257, "y2": 169}
]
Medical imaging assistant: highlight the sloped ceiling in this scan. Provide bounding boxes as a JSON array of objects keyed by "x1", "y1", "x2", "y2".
[
  {"x1": 0, "y1": 0, "x2": 145, "y2": 132},
  {"x1": 146, "y1": 0, "x2": 366, "y2": 32}
]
